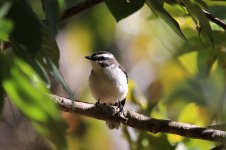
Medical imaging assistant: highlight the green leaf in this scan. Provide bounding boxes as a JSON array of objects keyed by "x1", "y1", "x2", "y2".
[
  {"x1": 195, "y1": 0, "x2": 208, "y2": 8},
  {"x1": 0, "y1": 56, "x2": 67, "y2": 149},
  {"x1": 137, "y1": 132, "x2": 174, "y2": 150},
  {"x1": 36, "y1": 61, "x2": 51, "y2": 88},
  {"x1": 146, "y1": 0, "x2": 187, "y2": 40},
  {"x1": 0, "y1": 2, "x2": 13, "y2": 42},
  {"x1": 7, "y1": 0, "x2": 59, "y2": 66},
  {"x1": 6, "y1": 0, "x2": 60, "y2": 79},
  {"x1": 0, "y1": 1, "x2": 11, "y2": 18},
  {"x1": 0, "y1": 18, "x2": 13, "y2": 41},
  {"x1": 46, "y1": 57, "x2": 75, "y2": 99},
  {"x1": 185, "y1": 139, "x2": 213, "y2": 150},
  {"x1": 39, "y1": 26, "x2": 60, "y2": 67},
  {"x1": 7, "y1": 0, "x2": 42, "y2": 58},
  {"x1": 41, "y1": 0, "x2": 65, "y2": 36},
  {"x1": 178, "y1": 51, "x2": 199, "y2": 76},
  {"x1": 178, "y1": 0, "x2": 214, "y2": 47},
  {"x1": 178, "y1": 103, "x2": 205, "y2": 125},
  {"x1": 105, "y1": 0, "x2": 145, "y2": 21}
]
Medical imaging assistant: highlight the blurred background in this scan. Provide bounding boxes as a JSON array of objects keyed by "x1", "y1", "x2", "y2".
[{"x1": 2, "y1": 0, "x2": 226, "y2": 149}]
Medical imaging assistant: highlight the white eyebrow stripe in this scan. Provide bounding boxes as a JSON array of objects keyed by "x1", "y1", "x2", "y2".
[{"x1": 98, "y1": 54, "x2": 114, "y2": 58}]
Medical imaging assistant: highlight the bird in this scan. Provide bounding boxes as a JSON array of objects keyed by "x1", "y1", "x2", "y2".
[{"x1": 85, "y1": 51, "x2": 128, "y2": 129}]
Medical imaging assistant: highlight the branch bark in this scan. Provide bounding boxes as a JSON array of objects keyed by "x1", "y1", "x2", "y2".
[
  {"x1": 60, "y1": 0, "x2": 102, "y2": 20},
  {"x1": 51, "y1": 94, "x2": 226, "y2": 143}
]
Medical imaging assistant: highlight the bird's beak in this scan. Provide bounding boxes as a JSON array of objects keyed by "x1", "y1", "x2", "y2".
[{"x1": 85, "y1": 56, "x2": 93, "y2": 60}]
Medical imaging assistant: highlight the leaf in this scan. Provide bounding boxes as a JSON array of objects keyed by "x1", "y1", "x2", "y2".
[
  {"x1": 7, "y1": 0, "x2": 42, "y2": 58},
  {"x1": 41, "y1": 0, "x2": 65, "y2": 36},
  {"x1": 0, "y1": 2, "x2": 13, "y2": 42},
  {"x1": 7, "y1": 0, "x2": 60, "y2": 74},
  {"x1": 105, "y1": 0, "x2": 145, "y2": 21},
  {"x1": 178, "y1": 51, "x2": 198, "y2": 76},
  {"x1": 7, "y1": 0, "x2": 59, "y2": 66},
  {"x1": 46, "y1": 57, "x2": 75, "y2": 99},
  {"x1": 36, "y1": 61, "x2": 51, "y2": 88},
  {"x1": 0, "y1": 1, "x2": 11, "y2": 18},
  {"x1": 178, "y1": 103, "x2": 205, "y2": 125},
  {"x1": 167, "y1": 134, "x2": 183, "y2": 145},
  {"x1": 137, "y1": 132, "x2": 174, "y2": 150},
  {"x1": 178, "y1": 0, "x2": 214, "y2": 47},
  {"x1": 146, "y1": 0, "x2": 187, "y2": 40},
  {"x1": 0, "y1": 55, "x2": 67, "y2": 149},
  {"x1": 185, "y1": 139, "x2": 213, "y2": 150},
  {"x1": 0, "y1": 18, "x2": 13, "y2": 41},
  {"x1": 39, "y1": 26, "x2": 60, "y2": 67},
  {"x1": 195, "y1": 0, "x2": 208, "y2": 8}
]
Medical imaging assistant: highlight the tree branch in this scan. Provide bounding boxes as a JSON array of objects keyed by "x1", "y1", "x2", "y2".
[
  {"x1": 50, "y1": 94, "x2": 226, "y2": 143},
  {"x1": 60, "y1": 0, "x2": 103, "y2": 20}
]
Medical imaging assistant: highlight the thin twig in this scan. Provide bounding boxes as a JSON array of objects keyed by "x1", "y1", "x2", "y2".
[
  {"x1": 50, "y1": 94, "x2": 226, "y2": 143},
  {"x1": 202, "y1": 9, "x2": 226, "y2": 30},
  {"x1": 60, "y1": 0, "x2": 103, "y2": 20}
]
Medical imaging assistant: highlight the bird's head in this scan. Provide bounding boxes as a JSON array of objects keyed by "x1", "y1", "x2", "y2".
[{"x1": 85, "y1": 51, "x2": 118, "y2": 70}]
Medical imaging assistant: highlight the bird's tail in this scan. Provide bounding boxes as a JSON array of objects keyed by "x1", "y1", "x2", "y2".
[{"x1": 106, "y1": 121, "x2": 120, "y2": 129}]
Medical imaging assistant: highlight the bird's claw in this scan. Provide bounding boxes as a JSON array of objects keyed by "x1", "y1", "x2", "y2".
[
  {"x1": 118, "y1": 112, "x2": 128, "y2": 123},
  {"x1": 113, "y1": 101, "x2": 128, "y2": 123},
  {"x1": 95, "y1": 100, "x2": 101, "y2": 107}
]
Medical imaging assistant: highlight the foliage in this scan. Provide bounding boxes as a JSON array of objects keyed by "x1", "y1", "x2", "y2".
[
  {"x1": 0, "y1": 56, "x2": 67, "y2": 149},
  {"x1": 0, "y1": 0, "x2": 69, "y2": 149},
  {"x1": 0, "y1": 0, "x2": 226, "y2": 149}
]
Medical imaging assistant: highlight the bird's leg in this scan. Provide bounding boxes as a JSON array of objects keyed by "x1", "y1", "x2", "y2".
[
  {"x1": 115, "y1": 98, "x2": 128, "y2": 122},
  {"x1": 118, "y1": 98, "x2": 126, "y2": 112},
  {"x1": 95, "y1": 99, "x2": 101, "y2": 107},
  {"x1": 114, "y1": 101, "x2": 119, "y2": 107}
]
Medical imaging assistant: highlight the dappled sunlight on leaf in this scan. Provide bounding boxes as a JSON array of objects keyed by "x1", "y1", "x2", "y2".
[
  {"x1": 185, "y1": 139, "x2": 214, "y2": 150},
  {"x1": 151, "y1": 102, "x2": 167, "y2": 119},
  {"x1": 0, "y1": 2, "x2": 13, "y2": 42},
  {"x1": 159, "y1": 61, "x2": 188, "y2": 91},
  {"x1": 126, "y1": 79, "x2": 136, "y2": 102},
  {"x1": 167, "y1": 134, "x2": 183, "y2": 146},
  {"x1": 178, "y1": 51, "x2": 198, "y2": 76},
  {"x1": 178, "y1": 103, "x2": 207, "y2": 126},
  {"x1": 0, "y1": 19, "x2": 13, "y2": 41}
]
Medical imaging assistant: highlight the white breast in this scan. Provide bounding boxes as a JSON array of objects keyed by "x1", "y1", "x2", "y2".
[{"x1": 89, "y1": 64, "x2": 128, "y2": 105}]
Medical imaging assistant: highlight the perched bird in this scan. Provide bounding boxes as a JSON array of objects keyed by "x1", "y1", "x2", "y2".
[{"x1": 85, "y1": 51, "x2": 128, "y2": 129}]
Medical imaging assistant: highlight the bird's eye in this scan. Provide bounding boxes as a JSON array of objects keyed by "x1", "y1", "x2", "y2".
[{"x1": 99, "y1": 57, "x2": 106, "y2": 60}]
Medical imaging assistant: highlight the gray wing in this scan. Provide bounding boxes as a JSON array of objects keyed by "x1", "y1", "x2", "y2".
[
  {"x1": 119, "y1": 65, "x2": 127, "y2": 106},
  {"x1": 119, "y1": 65, "x2": 128, "y2": 83}
]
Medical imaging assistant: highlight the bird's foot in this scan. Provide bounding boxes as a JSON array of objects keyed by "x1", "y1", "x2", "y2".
[
  {"x1": 95, "y1": 100, "x2": 102, "y2": 107},
  {"x1": 114, "y1": 101, "x2": 128, "y2": 123}
]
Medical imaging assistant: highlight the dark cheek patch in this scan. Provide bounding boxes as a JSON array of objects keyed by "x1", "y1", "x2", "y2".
[{"x1": 99, "y1": 62, "x2": 110, "y2": 67}]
